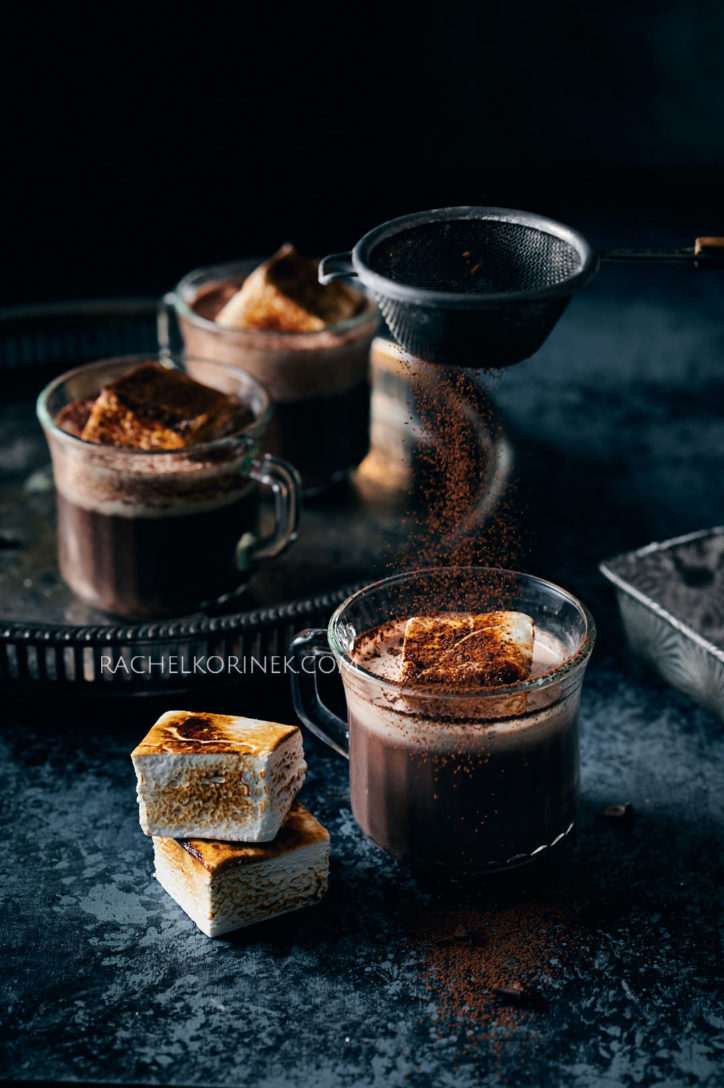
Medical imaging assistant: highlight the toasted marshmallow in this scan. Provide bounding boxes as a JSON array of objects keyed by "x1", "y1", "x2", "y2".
[
  {"x1": 131, "y1": 710, "x2": 306, "y2": 841},
  {"x1": 153, "y1": 801, "x2": 330, "y2": 937},
  {"x1": 401, "y1": 612, "x2": 535, "y2": 687},
  {"x1": 80, "y1": 362, "x2": 248, "y2": 449},
  {"x1": 215, "y1": 244, "x2": 362, "y2": 332}
]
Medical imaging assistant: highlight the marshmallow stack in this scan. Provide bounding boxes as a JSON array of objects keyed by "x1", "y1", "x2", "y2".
[{"x1": 131, "y1": 710, "x2": 329, "y2": 937}]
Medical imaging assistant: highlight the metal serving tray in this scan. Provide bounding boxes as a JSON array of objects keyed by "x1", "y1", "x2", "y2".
[
  {"x1": 601, "y1": 527, "x2": 724, "y2": 722},
  {"x1": 0, "y1": 299, "x2": 511, "y2": 694}
]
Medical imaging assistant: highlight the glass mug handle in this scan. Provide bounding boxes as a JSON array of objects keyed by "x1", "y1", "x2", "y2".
[
  {"x1": 158, "y1": 291, "x2": 182, "y2": 357},
  {"x1": 239, "y1": 454, "x2": 301, "y2": 567},
  {"x1": 289, "y1": 629, "x2": 349, "y2": 759}
]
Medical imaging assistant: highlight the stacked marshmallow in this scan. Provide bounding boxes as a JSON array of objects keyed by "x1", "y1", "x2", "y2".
[{"x1": 131, "y1": 710, "x2": 329, "y2": 937}]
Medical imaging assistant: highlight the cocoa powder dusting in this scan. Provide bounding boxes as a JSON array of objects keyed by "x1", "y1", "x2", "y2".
[
  {"x1": 356, "y1": 346, "x2": 594, "y2": 1067},
  {"x1": 388, "y1": 355, "x2": 528, "y2": 613}
]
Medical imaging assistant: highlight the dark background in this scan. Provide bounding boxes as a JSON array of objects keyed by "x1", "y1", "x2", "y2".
[
  {"x1": 2, "y1": 7, "x2": 724, "y2": 1086},
  {"x1": 2, "y1": 0, "x2": 723, "y2": 305}
]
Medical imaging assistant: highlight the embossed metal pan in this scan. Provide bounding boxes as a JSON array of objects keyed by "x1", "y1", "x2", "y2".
[{"x1": 601, "y1": 527, "x2": 724, "y2": 722}]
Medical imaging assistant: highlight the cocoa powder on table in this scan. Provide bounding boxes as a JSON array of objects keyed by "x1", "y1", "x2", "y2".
[{"x1": 404, "y1": 876, "x2": 594, "y2": 1055}]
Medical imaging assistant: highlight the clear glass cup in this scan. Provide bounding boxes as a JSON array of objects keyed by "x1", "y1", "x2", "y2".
[
  {"x1": 290, "y1": 567, "x2": 595, "y2": 871},
  {"x1": 37, "y1": 353, "x2": 300, "y2": 619},
  {"x1": 159, "y1": 260, "x2": 380, "y2": 494}
]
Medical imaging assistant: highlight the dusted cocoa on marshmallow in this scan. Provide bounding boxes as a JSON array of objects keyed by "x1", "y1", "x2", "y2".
[
  {"x1": 152, "y1": 801, "x2": 330, "y2": 937},
  {"x1": 215, "y1": 244, "x2": 363, "y2": 333},
  {"x1": 401, "y1": 612, "x2": 535, "y2": 687},
  {"x1": 131, "y1": 711, "x2": 306, "y2": 841},
  {"x1": 78, "y1": 362, "x2": 249, "y2": 449}
]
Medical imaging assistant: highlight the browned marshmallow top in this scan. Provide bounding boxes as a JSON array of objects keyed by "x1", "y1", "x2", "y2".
[
  {"x1": 400, "y1": 612, "x2": 535, "y2": 688},
  {"x1": 132, "y1": 710, "x2": 299, "y2": 758},
  {"x1": 56, "y1": 362, "x2": 252, "y2": 450},
  {"x1": 213, "y1": 244, "x2": 364, "y2": 333},
  {"x1": 161, "y1": 802, "x2": 329, "y2": 875}
]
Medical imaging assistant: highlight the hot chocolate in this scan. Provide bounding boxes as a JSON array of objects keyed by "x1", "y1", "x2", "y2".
[
  {"x1": 347, "y1": 615, "x2": 577, "y2": 869},
  {"x1": 347, "y1": 615, "x2": 578, "y2": 870},
  {"x1": 39, "y1": 356, "x2": 300, "y2": 619},
  {"x1": 289, "y1": 568, "x2": 595, "y2": 872},
  {"x1": 169, "y1": 249, "x2": 379, "y2": 492},
  {"x1": 54, "y1": 488, "x2": 259, "y2": 618}
]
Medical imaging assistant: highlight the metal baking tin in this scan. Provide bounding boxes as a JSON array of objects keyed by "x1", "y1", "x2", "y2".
[{"x1": 601, "y1": 527, "x2": 724, "y2": 721}]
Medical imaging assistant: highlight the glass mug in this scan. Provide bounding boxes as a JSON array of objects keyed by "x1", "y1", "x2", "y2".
[
  {"x1": 290, "y1": 568, "x2": 595, "y2": 871},
  {"x1": 159, "y1": 260, "x2": 380, "y2": 494},
  {"x1": 37, "y1": 354, "x2": 300, "y2": 620}
]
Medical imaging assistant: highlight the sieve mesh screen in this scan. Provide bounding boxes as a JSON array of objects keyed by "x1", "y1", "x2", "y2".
[{"x1": 366, "y1": 219, "x2": 583, "y2": 295}]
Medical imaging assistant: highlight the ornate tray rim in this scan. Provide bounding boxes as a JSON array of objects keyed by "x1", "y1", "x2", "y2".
[{"x1": 0, "y1": 580, "x2": 368, "y2": 647}]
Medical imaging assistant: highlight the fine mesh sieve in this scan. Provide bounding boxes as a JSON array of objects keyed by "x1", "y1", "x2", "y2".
[{"x1": 320, "y1": 207, "x2": 724, "y2": 369}]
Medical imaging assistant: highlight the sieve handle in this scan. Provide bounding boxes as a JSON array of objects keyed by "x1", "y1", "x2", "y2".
[
  {"x1": 694, "y1": 237, "x2": 724, "y2": 266},
  {"x1": 601, "y1": 238, "x2": 724, "y2": 267},
  {"x1": 319, "y1": 252, "x2": 357, "y2": 285}
]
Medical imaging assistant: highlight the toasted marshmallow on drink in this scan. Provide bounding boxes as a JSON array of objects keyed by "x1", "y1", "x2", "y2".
[
  {"x1": 75, "y1": 361, "x2": 247, "y2": 449},
  {"x1": 215, "y1": 244, "x2": 362, "y2": 332},
  {"x1": 400, "y1": 612, "x2": 535, "y2": 687}
]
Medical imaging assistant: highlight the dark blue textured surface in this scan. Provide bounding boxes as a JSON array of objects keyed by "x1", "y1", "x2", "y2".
[{"x1": 2, "y1": 259, "x2": 724, "y2": 1087}]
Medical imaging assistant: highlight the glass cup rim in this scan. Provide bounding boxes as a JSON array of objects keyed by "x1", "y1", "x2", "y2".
[
  {"x1": 328, "y1": 565, "x2": 596, "y2": 699},
  {"x1": 36, "y1": 352, "x2": 272, "y2": 457},
  {"x1": 171, "y1": 258, "x2": 380, "y2": 339}
]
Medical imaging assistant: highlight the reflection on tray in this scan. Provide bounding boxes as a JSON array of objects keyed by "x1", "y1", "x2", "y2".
[{"x1": 0, "y1": 307, "x2": 512, "y2": 690}]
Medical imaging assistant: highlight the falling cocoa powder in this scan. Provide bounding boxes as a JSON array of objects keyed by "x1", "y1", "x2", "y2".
[
  {"x1": 387, "y1": 353, "x2": 528, "y2": 612},
  {"x1": 358, "y1": 346, "x2": 594, "y2": 1066}
]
